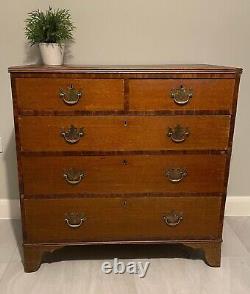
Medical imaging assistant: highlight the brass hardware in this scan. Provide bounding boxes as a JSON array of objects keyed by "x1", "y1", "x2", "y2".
[
  {"x1": 122, "y1": 159, "x2": 128, "y2": 165},
  {"x1": 124, "y1": 120, "x2": 128, "y2": 127},
  {"x1": 166, "y1": 168, "x2": 187, "y2": 183},
  {"x1": 170, "y1": 85, "x2": 193, "y2": 105},
  {"x1": 122, "y1": 200, "x2": 127, "y2": 207},
  {"x1": 167, "y1": 125, "x2": 189, "y2": 143},
  {"x1": 65, "y1": 212, "x2": 86, "y2": 228},
  {"x1": 163, "y1": 211, "x2": 183, "y2": 227},
  {"x1": 59, "y1": 84, "x2": 82, "y2": 105},
  {"x1": 61, "y1": 125, "x2": 84, "y2": 144},
  {"x1": 64, "y1": 168, "x2": 85, "y2": 185}
]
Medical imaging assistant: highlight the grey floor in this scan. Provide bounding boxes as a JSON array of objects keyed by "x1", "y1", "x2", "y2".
[{"x1": 0, "y1": 217, "x2": 250, "y2": 294}]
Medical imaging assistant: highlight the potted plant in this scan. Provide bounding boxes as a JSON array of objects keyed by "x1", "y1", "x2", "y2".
[{"x1": 25, "y1": 7, "x2": 75, "y2": 65}]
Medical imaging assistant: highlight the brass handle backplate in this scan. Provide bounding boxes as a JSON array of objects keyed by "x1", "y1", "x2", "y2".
[
  {"x1": 65, "y1": 212, "x2": 86, "y2": 228},
  {"x1": 170, "y1": 85, "x2": 193, "y2": 105},
  {"x1": 64, "y1": 168, "x2": 85, "y2": 185},
  {"x1": 61, "y1": 125, "x2": 85, "y2": 144},
  {"x1": 167, "y1": 125, "x2": 189, "y2": 143},
  {"x1": 166, "y1": 168, "x2": 187, "y2": 183},
  {"x1": 59, "y1": 84, "x2": 82, "y2": 105},
  {"x1": 163, "y1": 211, "x2": 183, "y2": 227}
]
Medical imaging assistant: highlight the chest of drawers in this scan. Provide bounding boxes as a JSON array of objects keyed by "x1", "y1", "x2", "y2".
[{"x1": 9, "y1": 65, "x2": 242, "y2": 272}]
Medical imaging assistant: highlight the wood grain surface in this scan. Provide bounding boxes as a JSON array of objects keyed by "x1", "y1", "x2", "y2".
[
  {"x1": 18, "y1": 115, "x2": 231, "y2": 151},
  {"x1": 16, "y1": 78, "x2": 124, "y2": 111},
  {"x1": 23, "y1": 196, "x2": 222, "y2": 243},
  {"x1": 129, "y1": 79, "x2": 235, "y2": 112},
  {"x1": 9, "y1": 64, "x2": 242, "y2": 271},
  {"x1": 21, "y1": 154, "x2": 227, "y2": 195}
]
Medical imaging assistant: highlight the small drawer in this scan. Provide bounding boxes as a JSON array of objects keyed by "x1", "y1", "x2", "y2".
[
  {"x1": 23, "y1": 196, "x2": 222, "y2": 243},
  {"x1": 129, "y1": 79, "x2": 235, "y2": 113},
  {"x1": 19, "y1": 115, "x2": 230, "y2": 151},
  {"x1": 15, "y1": 78, "x2": 124, "y2": 112},
  {"x1": 21, "y1": 154, "x2": 227, "y2": 195}
]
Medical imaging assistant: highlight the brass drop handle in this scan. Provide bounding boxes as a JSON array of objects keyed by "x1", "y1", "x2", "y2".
[
  {"x1": 170, "y1": 85, "x2": 193, "y2": 105},
  {"x1": 64, "y1": 168, "x2": 85, "y2": 185},
  {"x1": 59, "y1": 84, "x2": 82, "y2": 105},
  {"x1": 65, "y1": 212, "x2": 86, "y2": 228},
  {"x1": 163, "y1": 211, "x2": 183, "y2": 227},
  {"x1": 61, "y1": 125, "x2": 85, "y2": 144},
  {"x1": 167, "y1": 125, "x2": 189, "y2": 143},
  {"x1": 166, "y1": 168, "x2": 187, "y2": 183}
]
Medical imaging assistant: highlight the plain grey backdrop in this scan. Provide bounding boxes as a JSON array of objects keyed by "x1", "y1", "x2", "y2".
[{"x1": 0, "y1": 0, "x2": 249, "y2": 201}]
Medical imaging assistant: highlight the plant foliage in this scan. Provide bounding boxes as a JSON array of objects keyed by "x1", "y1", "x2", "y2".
[{"x1": 25, "y1": 7, "x2": 75, "y2": 45}]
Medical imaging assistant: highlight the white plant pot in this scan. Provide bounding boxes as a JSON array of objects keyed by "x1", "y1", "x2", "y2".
[{"x1": 39, "y1": 43, "x2": 65, "y2": 65}]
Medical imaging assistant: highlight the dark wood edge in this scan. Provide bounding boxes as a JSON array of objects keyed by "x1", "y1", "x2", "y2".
[
  {"x1": 11, "y1": 77, "x2": 23, "y2": 189},
  {"x1": 10, "y1": 72, "x2": 239, "y2": 79},
  {"x1": 228, "y1": 74, "x2": 241, "y2": 150},
  {"x1": 20, "y1": 195, "x2": 27, "y2": 241},
  {"x1": 10, "y1": 77, "x2": 27, "y2": 242},
  {"x1": 23, "y1": 239, "x2": 222, "y2": 247},
  {"x1": 22, "y1": 193, "x2": 225, "y2": 199},
  {"x1": 219, "y1": 73, "x2": 242, "y2": 233},
  {"x1": 18, "y1": 110, "x2": 232, "y2": 116},
  {"x1": 20, "y1": 150, "x2": 229, "y2": 156},
  {"x1": 8, "y1": 64, "x2": 242, "y2": 74},
  {"x1": 124, "y1": 79, "x2": 129, "y2": 111}
]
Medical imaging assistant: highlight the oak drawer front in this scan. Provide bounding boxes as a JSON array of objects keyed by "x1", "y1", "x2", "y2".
[
  {"x1": 16, "y1": 78, "x2": 124, "y2": 111},
  {"x1": 22, "y1": 154, "x2": 227, "y2": 195},
  {"x1": 129, "y1": 79, "x2": 235, "y2": 112},
  {"x1": 19, "y1": 115, "x2": 230, "y2": 151},
  {"x1": 23, "y1": 197, "x2": 222, "y2": 243}
]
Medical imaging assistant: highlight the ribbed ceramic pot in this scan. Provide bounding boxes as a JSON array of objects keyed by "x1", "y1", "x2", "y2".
[{"x1": 39, "y1": 43, "x2": 65, "y2": 65}]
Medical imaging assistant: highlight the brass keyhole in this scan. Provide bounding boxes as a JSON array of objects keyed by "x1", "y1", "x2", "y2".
[
  {"x1": 124, "y1": 120, "x2": 128, "y2": 127},
  {"x1": 122, "y1": 200, "x2": 127, "y2": 207},
  {"x1": 122, "y1": 160, "x2": 128, "y2": 165}
]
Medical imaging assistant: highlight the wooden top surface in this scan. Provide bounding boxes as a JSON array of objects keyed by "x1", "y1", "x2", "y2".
[{"x1": 8, "y1": 64, "x2": 242, "y2": 74}]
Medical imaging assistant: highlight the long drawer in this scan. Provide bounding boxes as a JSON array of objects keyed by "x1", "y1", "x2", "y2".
[
  {"x1": 129, "y1": 79, "x2": 235, "y2": 112},
  {"x1": 19, "y1": 115, "x2": 230, "y2": 151},
  {"x1": 15, "y1": 78, "x2": 124, "y2": 111},
  {"x1": 21, "y1": 154, "x2": 227, "y2": 195},
  {"x1": 23, "y1": 196, "x2": 222, "y2": 243}
]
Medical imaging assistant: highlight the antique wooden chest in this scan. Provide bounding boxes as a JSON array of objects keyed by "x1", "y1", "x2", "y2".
[{"x1": 9, "y1": 65, "x2": 242, "y2": 272}]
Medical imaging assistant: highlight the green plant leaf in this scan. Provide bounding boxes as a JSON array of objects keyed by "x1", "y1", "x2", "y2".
[{"x1": 25, "y1": 7, "x2": 75, "y2": 45}]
